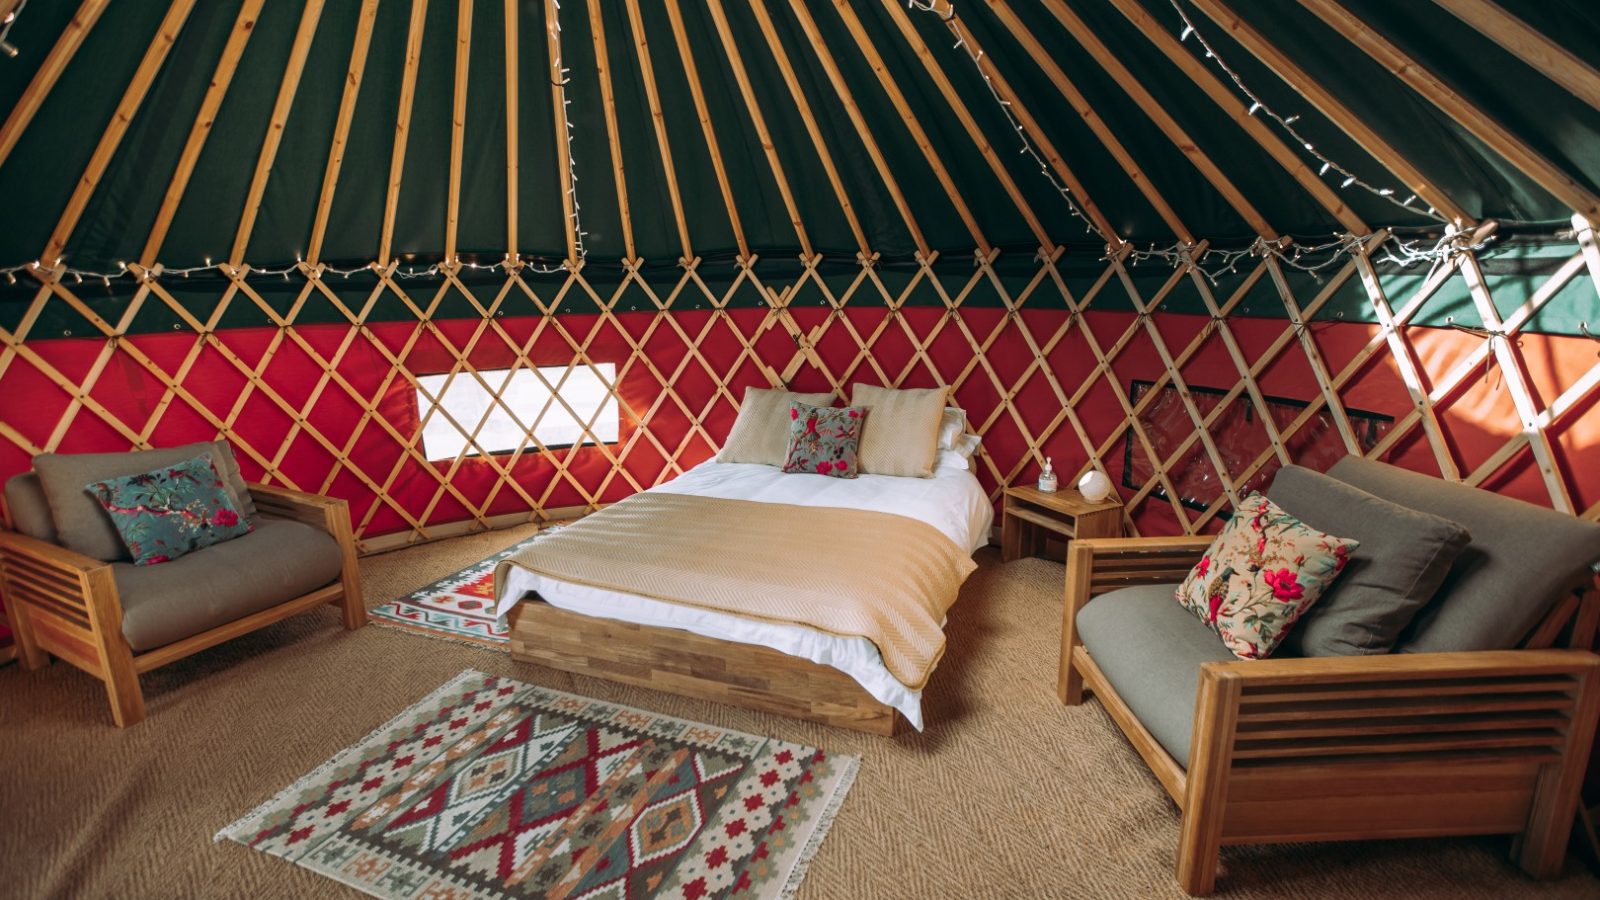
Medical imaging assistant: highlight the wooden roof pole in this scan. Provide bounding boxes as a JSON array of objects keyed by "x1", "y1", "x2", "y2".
[
  {"x1": 782, "y1": 0, "x2": 929, "y2": 258},
  {"x1": 544, "y1": 0, "x2": 578, "y2": 265},
  {"x1": 911, "y1": 0, "x2": 1120, "y2": 248},
  {"x1": 306, "y1": 0, "x2": 381, "y2": 266},
  {"x1": 379, "y1": 0, "x2": 429, "y2": 267},
  {"x1": 0, "y1": 0, "x2": 110, "y2": 171},
  {"x1": 746, "y1": 0, "x2": 869, "y2": 258},
  {"x1": 829, "y1": 1, "x2": 992, "y2": 255},
  {"x1": 1040, "y1": 0, "x2": 1275, "y2": 240},
  {"x1": 704, "y1": 0, "x2": 812, "y2": 259},
  {"x1": 228, "y1": 0, "x2": 325, "y2": 268},
  {"x1": 40, "y1": 0, "x2": 195, "y2": 267},
  {"x1": 623, "y1": 0, "x2": 692, "y2": 262},
  {"x1": 1187, "y1": 0, "x2": 1474, "y2": 228},
  {"x1": 139, "y1": 0, "x2": 265, "y2": 267},
  {"x1": 503, "y1": 0, "x2": 518, "y2": 260},
  {"x1": 662, "y1": 0, "x2": 750, "y2": 261},
  {"x1": 587, "y1": 0, "x2": 634, "y2": 262},
  {"x1": 1299, "y1": 0, "x2": 1600, "y2": 220},
  {"x1": 985, "y1": 0, "x2": 1192, "y2": 244},
  {"x1": 445, "y1": 0, "x2": 472, "y2": 262},
  {"x1": 1107, "y1": 0, "x2": 1367, "y2": 236},
  {"x1": 1434, "y1": 0, "x2": 1600, "y2": 115}
]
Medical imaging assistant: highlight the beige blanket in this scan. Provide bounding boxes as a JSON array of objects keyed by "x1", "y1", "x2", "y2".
[{"x1": 495, "y1": 492, "x2": 977, "y2": 690}]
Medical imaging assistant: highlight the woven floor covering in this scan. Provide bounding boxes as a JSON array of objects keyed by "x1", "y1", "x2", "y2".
[
  {"x1": 217, "y1": 669, "x2": 856, "y2": 899},
  {"x1": 370, "y1": 531, "x2": 553, "y2": 649},
  {"x1": 3, "y1": 523, "x2": 1599, "y2": 898}
]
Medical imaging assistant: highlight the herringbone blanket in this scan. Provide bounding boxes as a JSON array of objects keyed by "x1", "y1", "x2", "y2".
[{"x1": 495, "y1": 492, "x2": 976, "y2": 689}]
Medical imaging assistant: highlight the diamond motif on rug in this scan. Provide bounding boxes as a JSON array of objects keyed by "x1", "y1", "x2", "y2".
[
  {"x1": 217, "y1": 669, "x2": 860, "y2": 900},
  {"x1": 371, "y1": 531, "x2": 558, "y2": 650}
]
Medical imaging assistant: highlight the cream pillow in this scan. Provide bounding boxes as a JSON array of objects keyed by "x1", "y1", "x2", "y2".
[
  {"x1": 851, "y1": 383, "x2": 947, "y2": 477},
  {"x1": 719, "y1": 386, "x2": 836, "y2": 466}
]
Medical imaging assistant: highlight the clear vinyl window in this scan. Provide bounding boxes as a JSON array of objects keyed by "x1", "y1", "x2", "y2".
[{"x1": 415, "y1": 364, "x2": 619, "y2": 461}]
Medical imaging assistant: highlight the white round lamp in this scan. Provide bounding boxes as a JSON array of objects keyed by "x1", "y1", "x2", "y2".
[{"x1": 1077, "y1": 470, "x2": 1113, "y2": 504}]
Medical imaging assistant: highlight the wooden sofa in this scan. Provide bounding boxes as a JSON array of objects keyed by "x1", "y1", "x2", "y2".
[
  {"x1": 1059, "y1": 457, "x2": 1600, "y2": 895},
  {"x1": 1, "y1": 444, "x2": 366, "y2": 727}
]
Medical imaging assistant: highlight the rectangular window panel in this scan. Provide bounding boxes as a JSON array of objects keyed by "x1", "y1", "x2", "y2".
[{"x1": 415, "y1": 364, "x2": 619, "y2": 461}]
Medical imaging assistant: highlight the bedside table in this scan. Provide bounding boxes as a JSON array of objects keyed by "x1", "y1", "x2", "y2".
[{"x1": 1000, "y1": 484, "x2": 1123, "y2": 562}]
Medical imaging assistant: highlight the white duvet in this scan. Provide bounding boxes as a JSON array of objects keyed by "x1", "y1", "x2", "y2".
[{"x1": 494, "y1": 456, "x2": 993, "y2": 731}]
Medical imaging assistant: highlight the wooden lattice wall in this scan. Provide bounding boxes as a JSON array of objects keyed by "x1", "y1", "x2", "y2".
[{"x1": 5, "y1": 222, "x2": 1599, "y2": 554}]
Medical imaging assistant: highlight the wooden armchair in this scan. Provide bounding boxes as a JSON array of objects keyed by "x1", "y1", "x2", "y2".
[
  {"x1": 1060, "y1": 535, "x2": 1600, "y2": 895},
  {"x1": 0, "y1": 482, "x2": 366, "y2": 727}
]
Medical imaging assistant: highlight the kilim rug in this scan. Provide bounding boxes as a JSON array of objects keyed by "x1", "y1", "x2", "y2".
[
  {"x1": 371, "y1": 533, "x2": 555, "y2": 649},
  {"x1": 217, "y1": 669, "x2": 860, "y2": 900}
]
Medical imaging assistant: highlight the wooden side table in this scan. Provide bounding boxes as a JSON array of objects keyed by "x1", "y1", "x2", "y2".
[{"x1": 1001, "y1": 484, "x2": 1123, "y2": 562}]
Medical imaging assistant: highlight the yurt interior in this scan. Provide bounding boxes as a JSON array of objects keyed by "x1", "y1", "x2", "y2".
[{"x1": 4, "y1": 1, "x2": 1600, "y2": 897}]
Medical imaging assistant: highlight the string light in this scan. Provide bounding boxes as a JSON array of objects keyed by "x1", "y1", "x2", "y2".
[
  {"x1": 0, "y1": 0, "x2": 27, "y2": 58},
  {"x1": 1164, "y1": 0, "x2": 1446, "y2": 223}
]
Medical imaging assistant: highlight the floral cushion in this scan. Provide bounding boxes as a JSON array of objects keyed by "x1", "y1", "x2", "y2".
[
  {"x1": 86, "y1": 455, "x2": 254, "y2": 566},
  {"x1": 1175, "y1": 492, "x2": 1358, "y2": 659},
  {"x1": 781, "y1": 402, "x2": 866, "y2": 478}
]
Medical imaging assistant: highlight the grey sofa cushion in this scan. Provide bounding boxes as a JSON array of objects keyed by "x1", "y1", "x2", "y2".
[
  {"x1": 32, "y1": 442, "x2": 257, "y2": 562},
  {"x1": 115, "y1": 518, "x2": 344, "y2": 652},
  {"x1": 1076, "y1": 584, "x2": 1235, "y2": 767},
  {"x1": 4, "y1": 472, "x2": 58, "y2": 543},
  {"x1": 1328, "y1": 456, "x2": 1600, "y2": 652},
  {"x1": 1269, "y1": 465, "x2": 1471, "y2": 656}
]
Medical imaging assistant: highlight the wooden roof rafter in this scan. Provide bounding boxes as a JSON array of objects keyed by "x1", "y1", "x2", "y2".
[
  {"x1": 909, "y1": 0, "x2": 1120, "y2": 249},
  {"x1": 503, "y1": 0, "x2": 519, "y2": 261},
  {"x1": 703, "y1": 0, "x2": 813, "y2": 259},
  {"x1": 586, "y1": 0, "x2": 634, "y2": 262},
  {"x1": 1434, "y1": 0, "x2": 1600, "y2": 115},
  {"x1": 1299, "y1": 0, "x2": 1600, "y2": 220},
  {"x1": 781, "y1": 0, "x2": 930, "y2": 258},
  {"x1": 1106, "y1": 0, "x2": 1368, "y2": 236},
  {"x1": 829, "y1": 1, "x2": 992, "y2": 255},
  {"x1": 662, "y1": 0, "x2": 750, "y2": 262},
  {"x1": 307, "y1": 0, "x2": 381, "y2": 266},
  {"x1": 983, "y1": 0, "x2": 1192, "y2": 245},
  {"x1": 379, "y1": 0, "x2": 430, "y2": 267},
  {"x1": 40, "y1": 0, "x2": 196, "y2": 268},
  {"x1": 446, "y1": 0, "x2": 473, "y2": 263},
  {"x1": 544, "y1": 0, "x2": 579, "y2": 266},
  {"x1": 1039, "y1": 0, "x2": 1277, "y2": 241},
  {"x1": 0, "y1": 0, "x2": 109, "y2": 171},
  {"x1": 623, "y1": 0, "x2": 693, "y2": 263},
  {"x1": 1187, "y1": 0, "x2": 1475, "y2": 228},
  {"x1": 139, "y1": 0, "x2": 266, "y2": 268},
  {"x1": 228, "y1": 0, "x2": 326, "y2": 269}
]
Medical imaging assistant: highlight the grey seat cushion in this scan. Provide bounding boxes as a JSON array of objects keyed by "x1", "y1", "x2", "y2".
[
  {"x1": 32, "y1": 441, "x2": 257, "y2": 562},
  {"x1": 1269, "y1": 465, "x2": 1471, "y2": 656},
  {"x1": 3, "y1": 472, "x2": 57, "y2": 543},
  {"x1": 1077, "y1": 584, "x2": 1234, "y2": 767},
  {"x1": 1328, "y1": 456, "x2": 1600, "y2": 652},
  {"x1": 116, "y1": 518, "x2": 343, "y2": 652}
]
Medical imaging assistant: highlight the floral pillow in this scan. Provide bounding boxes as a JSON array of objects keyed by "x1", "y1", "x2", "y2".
[
  {"x1": 86, "y1": 455, "x2": 253, "y2": 566},
  {"x1": 782, "y1": 402, "x2": 866, "y2": 479},
  {"x1": 1176, "y1": 492, "x2": 1358, "y2": 659}
]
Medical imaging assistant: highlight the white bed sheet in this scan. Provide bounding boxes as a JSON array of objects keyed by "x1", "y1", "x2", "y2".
[{"x1": 495, "y1": 459, "x2": 993, "y2": 731}]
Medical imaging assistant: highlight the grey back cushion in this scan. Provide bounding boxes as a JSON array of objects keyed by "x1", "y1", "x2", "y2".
[
  {"x1": 1268, "y1": 465, "x2": 1470, "y2": 656},
  {"x1": 1327, "y1": 456, "x2": 1600, "y2": 652},
  {"x1": 4, "y1": 472, "x2": 58, "y2": 543},
  {"x1": 31, "y1": 442, "x2": 257, "y2": 562}
]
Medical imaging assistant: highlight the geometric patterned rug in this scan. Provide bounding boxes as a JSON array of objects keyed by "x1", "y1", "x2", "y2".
[
  {"x1": 216, "y1": 669, "x2": 859, "y2": 900},
  {"x1": 369, "y1": 533, "x2": 554, "y2": 650}
]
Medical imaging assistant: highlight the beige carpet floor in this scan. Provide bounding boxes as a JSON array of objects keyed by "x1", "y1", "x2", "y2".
[{"x1": 2, "y1": 525, "x2": 1597, "y2": 899}]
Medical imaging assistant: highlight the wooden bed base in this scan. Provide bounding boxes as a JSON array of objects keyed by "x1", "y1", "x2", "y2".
[{"x1": 508, "y1": 595, "x2": 904, "y2": 735}]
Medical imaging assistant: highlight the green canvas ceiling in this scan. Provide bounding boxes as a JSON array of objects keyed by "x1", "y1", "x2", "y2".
[{"x1": 1, "y1": 1, "x2": 1598, "y2": 284}]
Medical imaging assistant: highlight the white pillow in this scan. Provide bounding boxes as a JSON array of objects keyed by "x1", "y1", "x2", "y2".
[
  {"x1": 937, "y1": 406, "x2": 982, "y2": 461},
  {"x1": 950, "y1": 431, "x2": 982, "y2": 460},
  {"x1": 936, "y1": 449, "x2": 972, "y2": 471}
]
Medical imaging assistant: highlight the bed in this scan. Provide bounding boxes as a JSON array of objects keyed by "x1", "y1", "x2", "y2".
[{"x1": 493, "y1": 453, "x2": 992, "y2": 734}]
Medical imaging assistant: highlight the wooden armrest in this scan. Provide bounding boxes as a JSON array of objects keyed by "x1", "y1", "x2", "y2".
[
  {"x1": 248, "y1": 482, "x2": 346, "y2": 527},
  {"x1": 1066, "y1": 535, "x2": 1213, "y2": 604},
  {"x1": 0, "y1": 529, "x2": 114, "y2": 625},
  {"x1": 1071, "y1": 535, "x2": 1216, "y2": 559},
  {"x1": 0, "y1": 529, "x2": 110, "y2": 577},
  {"x1": 1202, "y1": 648, "x2": 1600, "y2": 687}
]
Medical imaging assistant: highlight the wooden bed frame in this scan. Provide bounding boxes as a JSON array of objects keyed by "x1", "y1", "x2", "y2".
[{"x1": 508, "y1": 595, "x2": 904, "y2": 735}]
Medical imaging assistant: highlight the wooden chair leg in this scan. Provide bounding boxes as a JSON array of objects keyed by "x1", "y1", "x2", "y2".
[
  {"x1": 1177, "y1": 667, "x2": 1241, "y2": 896},
  {"x1": 1059, "y1": 543, "x2": 1092, "y2": 705},
  {"x1": 99, "y1": 632, "x2": 146, "y2": 728},
  {"x1": 6, "y1": 602, "x2": 51, "y2": 670},
  {"x1": 1516, "y1": 668, "x2": 1600, "y2": 878},
  {"x1": 326, "y1": 498, "x2": 366, "y2": 631}
]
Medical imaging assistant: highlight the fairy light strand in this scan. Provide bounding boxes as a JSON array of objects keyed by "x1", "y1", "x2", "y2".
[{"x1": 0, "y1": 0, "x2": 29, "y2": 58}]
